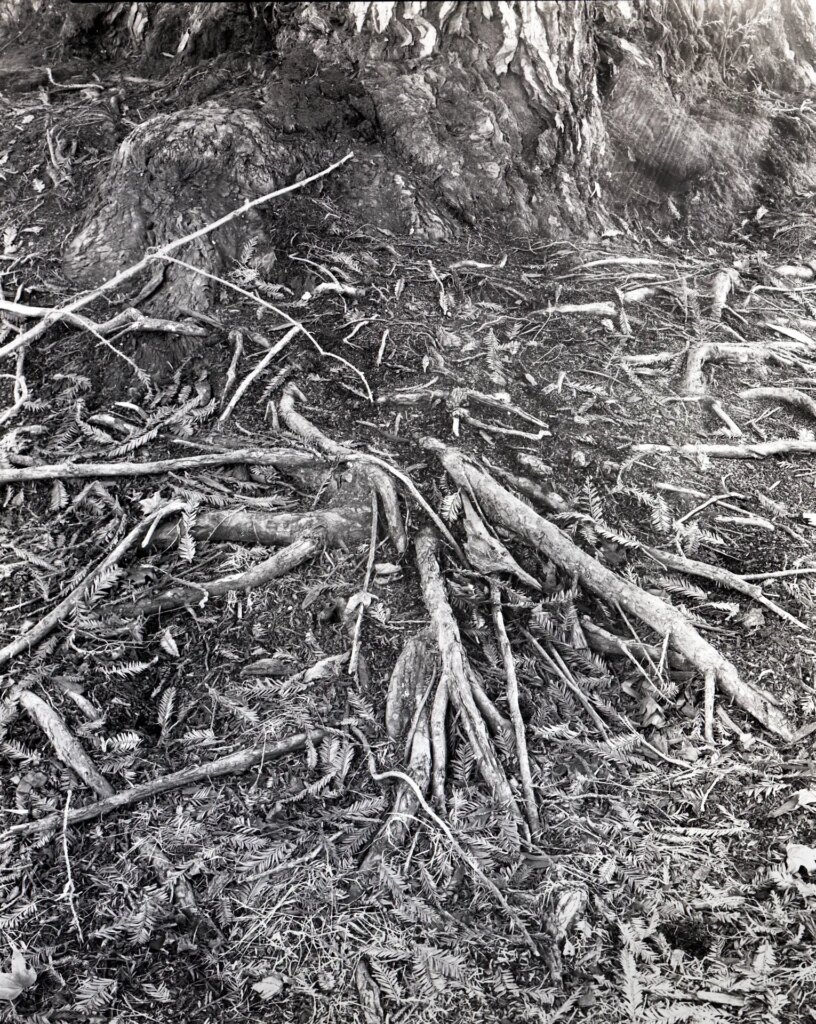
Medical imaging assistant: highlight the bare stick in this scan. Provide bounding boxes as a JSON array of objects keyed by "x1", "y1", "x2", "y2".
[
  {"x1": 426, "y1": 441, "x2": 794, "y2": 740},
  {"x1": 642, "y1": 545, "x2": 805, "y2": 629},
  {"x1": 349, "y1": 494, "x2": 378, "y2": 679},
  {"x1": 115, "y1": 537, "x2": 318, "y2": 617},
  {"x1": 3, "y1": 730, "x2": 326, "y2": 839},
  {"x1": 491, "y1": 585, "x2": 540, "y2": 835},
  {"x1": 18, "y1": 691, "x2": 114, "y2": 797},
  {"x1": 0, "y1": 448, "x2": 317, "y2": 485},
  {"x1": 0, "y1": 153, "x2": 354, "y2": 362},
  {"x1": 634, "y1": 438, "x2": 816, "y2": 459},
  {"x1": 0, "y1": 503, "x2": 179, "y2": 667},
  {"x1": 219, "y1": 326, "x2": 298, "y2": 422}
]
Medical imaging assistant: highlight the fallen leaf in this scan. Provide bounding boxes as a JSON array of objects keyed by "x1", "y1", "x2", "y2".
[
  {"x1": 0, "y1": 951, "x2": 36, "y2": 1002},
  {"x1": 787, "y1": 843, "x2": 816, "y2": 874},
  {"x1": 253, "y1": 974, "x2": 285, "y2": 1000},
  {"x1": 771, "y1": 789, "x2": 816, "y2": 817},
  {"x1": 159, "y1": 628, "x2": 179, "y2": 658}
]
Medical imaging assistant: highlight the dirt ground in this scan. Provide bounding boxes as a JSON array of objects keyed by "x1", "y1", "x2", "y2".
[{"x1": 3, "y1": 49, "x2": 816, "y2": 1024}]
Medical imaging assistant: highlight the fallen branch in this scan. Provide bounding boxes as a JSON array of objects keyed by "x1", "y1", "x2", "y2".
[
  {"x1": 0, "y1": 448, "x2": 318, "y2": 485},
  {"x1": 114, "y1": 537, "x2": 318, "y2": 617},
  {"x1": 634, "y1": 438, "x2": 816, "y2": 459},
  {"x1": 424, "y1": 441, "x2": 794, "y2": 740},
  {"x1": 0, "y1": 153, "x2": 354, "y2": 362},
  {"x1": 18, "y1": 691, "x2": 114, "y2": 798},
  {"x1": 3, "y1": 729, "x2": 326, "y2": 839}
]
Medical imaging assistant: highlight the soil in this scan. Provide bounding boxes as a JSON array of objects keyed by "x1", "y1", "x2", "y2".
[{"x1": 2, "y1": 43, "x2": 816, "y2": 1024}]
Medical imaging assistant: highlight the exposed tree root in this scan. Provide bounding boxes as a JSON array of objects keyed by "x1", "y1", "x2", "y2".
[
  {"x1": 682, "y1": 339, "x2": 814, "y2": 395},
  {"x1": 361, "y1": 634, "x2": 436, "y2": 868},
  {"x1": 491, "y1": 585, "x2": 540, "y2": 836},
  {"x1": 2, "y1": 730, "x2": 327, "y2": 840},
  {"x1": 425, "y1": 440, "x2": 796, "y2": 740},
  {"x1": 115, "y1": 537, "x2": 318, "y2": 618},
  {"x1": 150, "y1": 505, "x2": 369, "y2": 550},
  {"x1": 738, "y1": 386, "x2": 816, "y2": 419},
  {"x1": 279, "y1": 384, "x2": 407, "y2": 555},
  {"x1": 580, "y1": 617, "x2": 690, "y2": 671},
  {"x1": 352, "y1": 726, "x2": 540, "y2": 956},
  {"x1": 415, "y1": 527, "x2": 523, "y2": 826}
]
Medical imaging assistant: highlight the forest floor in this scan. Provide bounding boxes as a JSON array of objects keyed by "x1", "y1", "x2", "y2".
[{"x1": 3, "y1": 51, "x2": 816, "y2": 1024}]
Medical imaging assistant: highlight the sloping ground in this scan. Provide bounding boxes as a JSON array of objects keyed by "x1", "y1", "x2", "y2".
[{"x1": 4, "y1": 56, "x2": 816, "y2": 1024}]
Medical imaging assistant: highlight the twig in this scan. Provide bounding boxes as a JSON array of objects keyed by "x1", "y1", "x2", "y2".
[
  {"x1": 0, "y1": 153, "x2": 354, "y2": 361},
  {"x1": 491, "y1": 585, "x2": 540, "y2": 835},
  {"x1": 61, "y1": 791, "x2": 83, "y2": 940},
  {"x1": 219, "y1": 325, "x2": 298, "y2": 422},
  {"x1": 158, "y1": 253, "x2": 372, "y2": 400},
  {"x1": 349, "y1": 494, "x2": 379, "y2": 679},
  {"x1": 3, "y1": 730, "x2": 327, "y2": 838}
]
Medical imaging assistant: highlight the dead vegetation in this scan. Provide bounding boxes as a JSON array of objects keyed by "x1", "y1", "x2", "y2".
[{"x1": 4, "y1": 55, "x2": 816, "y2": 1024}]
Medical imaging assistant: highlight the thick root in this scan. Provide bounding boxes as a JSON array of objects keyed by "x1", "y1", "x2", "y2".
[
  {"x1": 415, "y1": 527, "x2": 523, "y2": 822},
  {"x1": 425, "y1": 440, "x2": 796, "y2": 740},
  {"x1": 279, "y1": 384, "x2": 407, "y2": 554},
  {"x1": 150, "y1": 504, "x2": 369, "y2": 550},
  {"x1": 361, "y1": 636, "x2": 434, "y2": 869}
]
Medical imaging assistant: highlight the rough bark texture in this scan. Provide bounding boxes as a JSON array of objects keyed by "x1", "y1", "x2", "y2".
[{"x1": 8, "y1": 0, "x2": 803, "y2": 347}]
